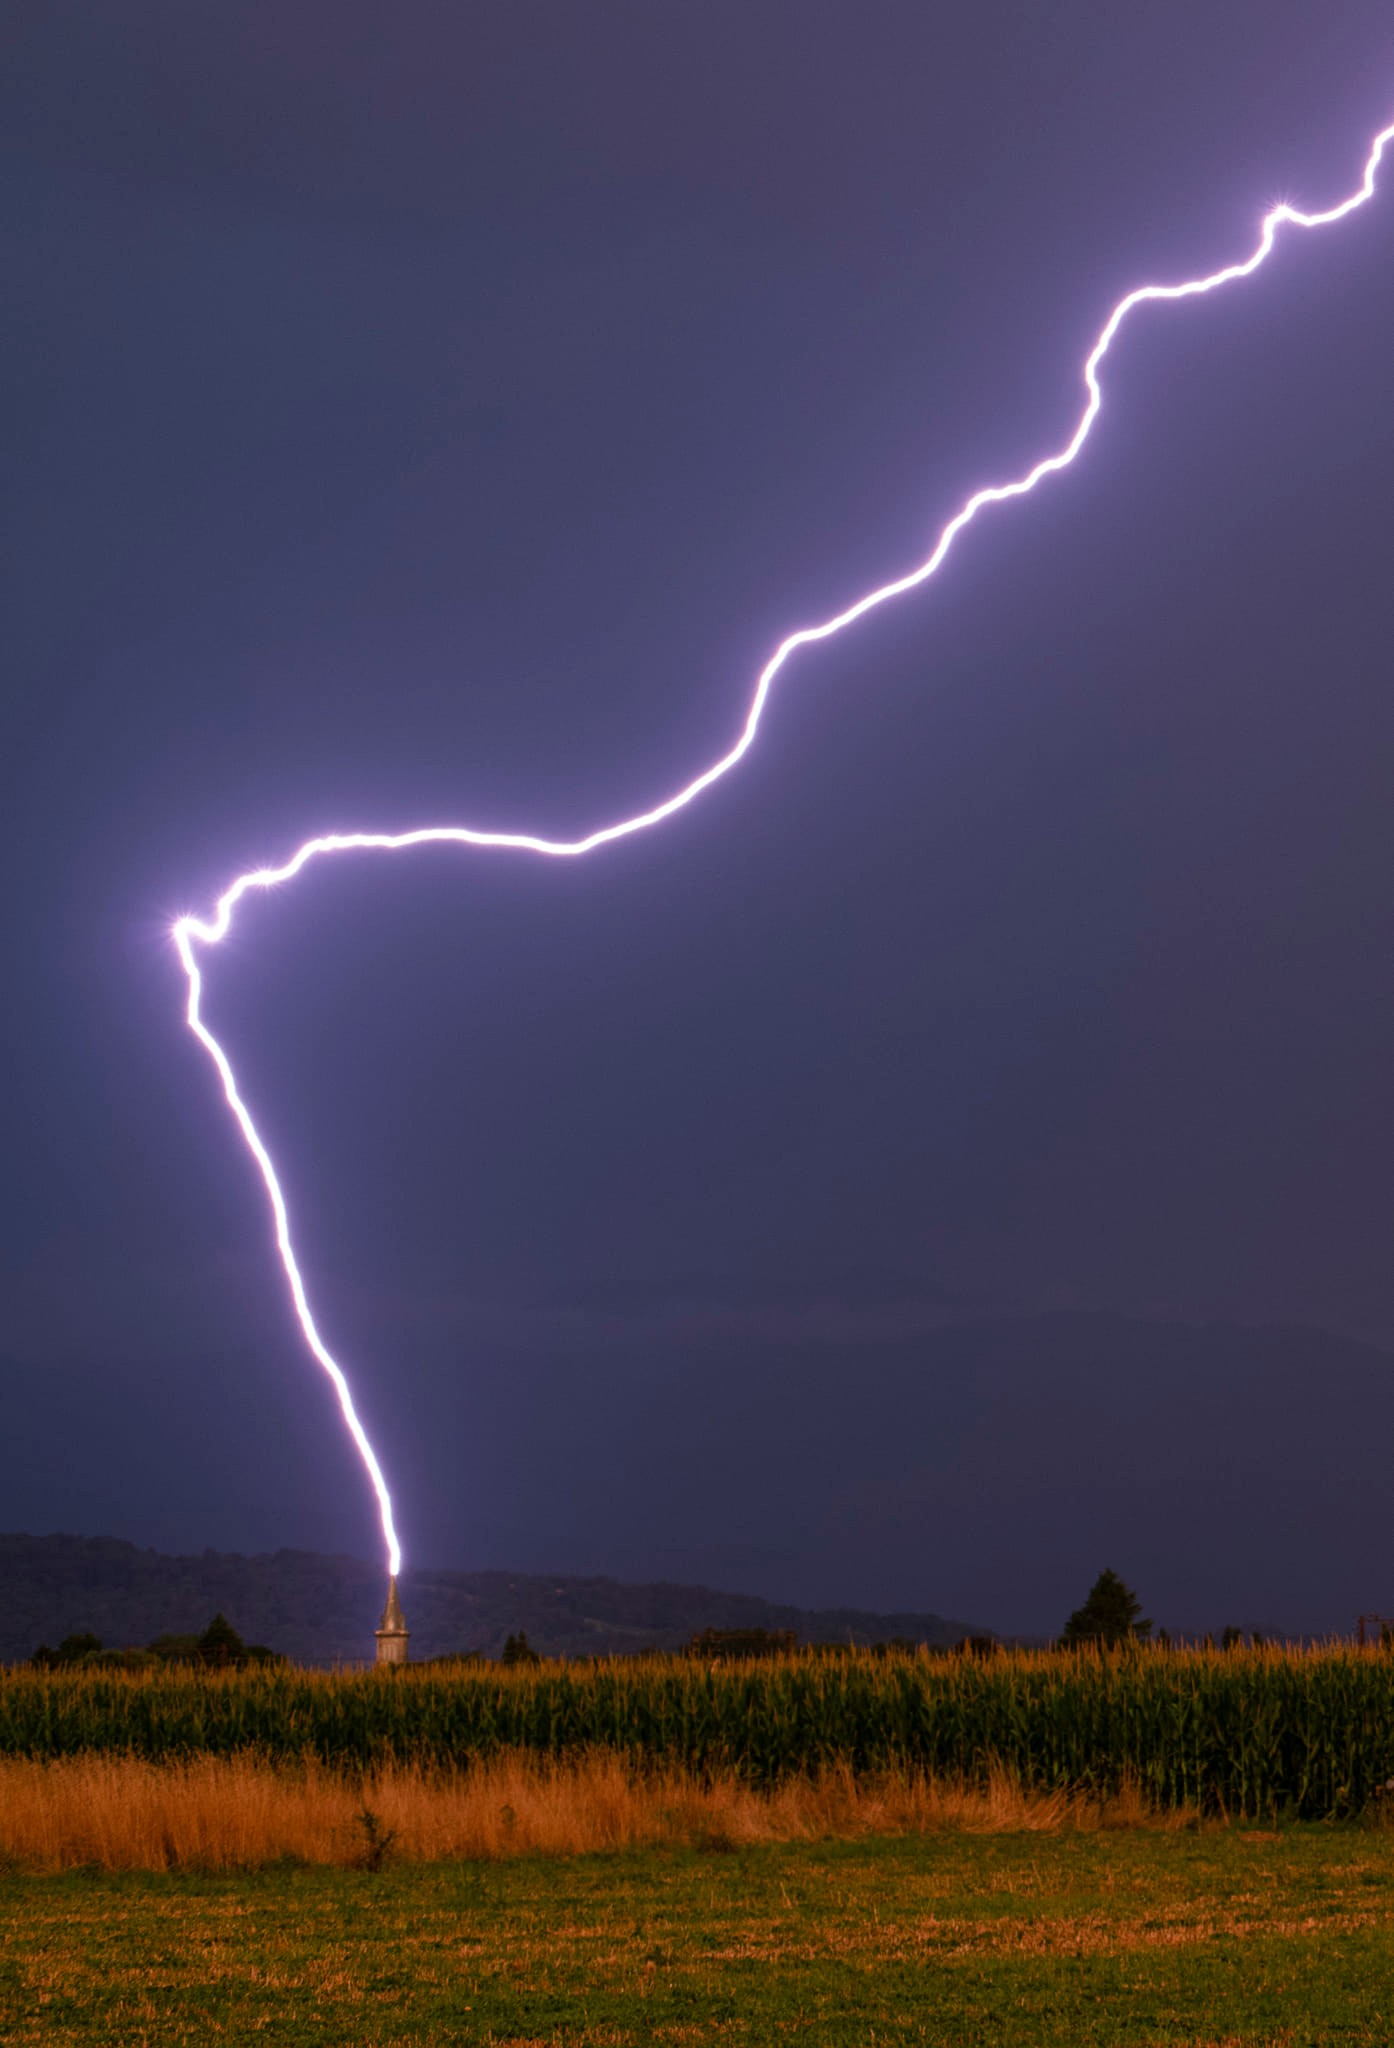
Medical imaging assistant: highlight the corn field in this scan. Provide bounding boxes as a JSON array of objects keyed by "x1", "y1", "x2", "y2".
[{"x1": 3, "y1": 1645, "x2": 1393, "y2": 1819}]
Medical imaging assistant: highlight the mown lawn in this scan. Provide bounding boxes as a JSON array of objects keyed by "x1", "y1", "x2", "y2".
[{"x1": 2, "y1": 1826, "x2": 1393, "y2": 2045}]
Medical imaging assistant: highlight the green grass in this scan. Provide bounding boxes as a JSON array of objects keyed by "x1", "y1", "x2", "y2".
[{"x1": 3, "y1": 1825, "x2": 1394, "y2": 2044}]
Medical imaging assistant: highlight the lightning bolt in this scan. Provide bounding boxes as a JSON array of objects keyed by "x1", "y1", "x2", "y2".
[{"x1": 173, "y1": 116, "x2": 1394, "y2": 1581}]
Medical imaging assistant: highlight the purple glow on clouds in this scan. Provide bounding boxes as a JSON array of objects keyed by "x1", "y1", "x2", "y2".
[{"x1": 173, "y1": 115, "x2": 1394, "y2": 1580}]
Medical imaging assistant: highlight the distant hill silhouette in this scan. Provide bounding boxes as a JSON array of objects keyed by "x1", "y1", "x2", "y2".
[{"x1": 0, "y1": 1534, "x2": 986, "y2": 1665}]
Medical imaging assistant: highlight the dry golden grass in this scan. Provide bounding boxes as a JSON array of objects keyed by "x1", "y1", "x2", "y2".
[{"x1": 0, "y1": 1749, "x2": 1200, "y2": 1872}]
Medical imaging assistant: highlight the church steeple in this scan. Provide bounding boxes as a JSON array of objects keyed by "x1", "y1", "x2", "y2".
[{"x1": 374, "y1": 1575, "x2": 409, "y2": 1665}]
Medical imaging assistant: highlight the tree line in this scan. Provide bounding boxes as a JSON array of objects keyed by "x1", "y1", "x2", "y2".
[{"x1": 31, "y1": 1613, "x2": 281, "y2": 1670}]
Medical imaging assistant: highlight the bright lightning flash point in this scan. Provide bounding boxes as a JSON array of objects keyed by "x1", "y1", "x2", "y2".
[{"x1": 173, "y1": 115, "x2": 1394, "y2": 1583}]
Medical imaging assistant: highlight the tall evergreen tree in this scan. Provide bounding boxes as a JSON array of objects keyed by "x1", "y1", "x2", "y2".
[
  {"x1": 197, "y1": 1613, "x2": 247, "y2": 1666},
  {"x1": 1060, "y1": 1568, "x2": 1151, "y2": 1647}
]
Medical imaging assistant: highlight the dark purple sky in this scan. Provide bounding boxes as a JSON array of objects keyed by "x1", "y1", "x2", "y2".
[{"x1": 5, "y1": 3, "x2": 1394, "y2": 1638}]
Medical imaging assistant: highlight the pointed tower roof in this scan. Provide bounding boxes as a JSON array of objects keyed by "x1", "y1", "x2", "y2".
[
  {"x1": 375, "y1": 1575, "x2": 410, "y2": 1663},
  {"x1": 378, "y1": 1576, "x2": 407, "y2": 1635}
]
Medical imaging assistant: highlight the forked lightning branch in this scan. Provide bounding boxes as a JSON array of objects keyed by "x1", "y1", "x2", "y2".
[{"x1": 173, "y1": 114, "x2": 1394, "y2": 1606}]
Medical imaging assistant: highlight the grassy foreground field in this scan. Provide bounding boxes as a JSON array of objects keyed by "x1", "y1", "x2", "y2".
[
  {"x1": 6, "y1": 1647, "x2": 1393, "y2": 2040},
  {"x1": 3, "y1": 1826, "x2": 1393, "y2": 2045}
]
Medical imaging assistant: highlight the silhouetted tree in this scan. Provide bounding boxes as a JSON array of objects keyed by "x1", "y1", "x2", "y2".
[
  {"x1": 1060, "y1": 1569, "x2": 1151, "y2": 1647},
  {"x1": 500, "y1": 1631, "x2": 540, "y2": 1666},
  {"x1": 196, "y1": 1613, "x2": 246, "y2": 1666},
  {"x1": 31, "y1": 1631, "x2": 104, "y2": 1667},
  {"x1": 146, "y1": 1632, "x2": 203, "y2": 1664}
]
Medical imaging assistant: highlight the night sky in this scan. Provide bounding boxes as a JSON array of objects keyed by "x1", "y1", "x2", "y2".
[{"x1": 6, "y1": 4, "x2": 1394, "y2": 1640}]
